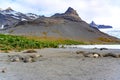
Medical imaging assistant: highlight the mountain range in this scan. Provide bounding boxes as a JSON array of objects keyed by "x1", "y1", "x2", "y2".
[
  {"x1": 0, "y1": 7, "x2": 119, "y2": 43},
  {"x1": 0, "y1": 7, "x2": 40, "y2": 29},
  {"x1": 90, "y1": 21, "x2": 112, "y2": 29}
]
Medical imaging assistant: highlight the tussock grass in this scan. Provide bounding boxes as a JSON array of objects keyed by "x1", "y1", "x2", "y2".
[
  {"x1": 0, "y1": 34, "x2": 86, "y2": 51},
  {"x1": 98, "y1": 37, "x2": 113, "y2": 42}
]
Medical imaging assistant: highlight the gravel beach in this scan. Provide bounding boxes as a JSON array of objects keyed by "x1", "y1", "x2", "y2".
[{"x1": 0, "y1": 48, "x2": 120, "y2": 80}]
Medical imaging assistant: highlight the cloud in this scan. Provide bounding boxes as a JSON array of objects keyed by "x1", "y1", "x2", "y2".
[
  {"x1": 15, "y1": 0, "x2": 69, "y2": 15},
  {"x1": 0, "y1": 0, "x2": 120, "y2": 28}
]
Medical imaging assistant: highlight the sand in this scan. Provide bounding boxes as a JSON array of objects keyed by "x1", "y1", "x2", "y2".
[{"x1": 0, "y1": 48, "x2": 120, "y2": 80}]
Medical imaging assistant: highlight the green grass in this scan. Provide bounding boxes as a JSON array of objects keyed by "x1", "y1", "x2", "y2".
[{"x1": 0, "y1": 34, "x2": 86, "y2": 51}]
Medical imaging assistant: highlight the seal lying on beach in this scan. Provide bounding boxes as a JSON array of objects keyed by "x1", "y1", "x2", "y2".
[
  {"x1": 76, "y1": 51, "x2": 120, "y2": 58},
  {"x1": 8, "y1": 54, "x2": 42, "y2": 63},
  {"x1": 84, "y1": 52, "x2": 102, "y2": 58}
]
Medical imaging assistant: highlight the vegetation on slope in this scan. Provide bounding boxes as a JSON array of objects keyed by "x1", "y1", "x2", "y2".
[{"x1": 0, "y1": 34, "x2": 86, "y2": 52}]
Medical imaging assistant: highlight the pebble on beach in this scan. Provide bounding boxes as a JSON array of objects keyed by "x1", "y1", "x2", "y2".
[{"x1": 0, "y1": 68, "x2": 6, "y2": 73}]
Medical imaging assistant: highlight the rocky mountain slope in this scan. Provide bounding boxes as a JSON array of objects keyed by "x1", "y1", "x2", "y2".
[{"x1": 0, "y1": 7, "x2": 119, "y2": 42}]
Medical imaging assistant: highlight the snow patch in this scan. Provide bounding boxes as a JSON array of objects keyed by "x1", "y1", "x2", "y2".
[
  {"x1": 0, "y1": 25, "x2": 4, "y2": 29},
  {"x1": 11, "y1": 16, "x2": 20, "y2": 20},
  {"x1": 21, "y1": 18, "x2": 27, "y2": 21},
  {"x1": 1, "y1": 10, "x2": 19, "y2": 16},
  {"x1": 26, "y1": 13, "x2": 39, "y2": 19}
]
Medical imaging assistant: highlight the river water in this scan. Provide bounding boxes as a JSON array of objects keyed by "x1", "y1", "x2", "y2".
[{"x1": 62, "y1": 45, "x2": 120, "y2": 49}]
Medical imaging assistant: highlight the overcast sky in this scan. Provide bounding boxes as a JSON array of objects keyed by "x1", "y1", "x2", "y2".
[{"x1": 0, "y1": 0, "x2": 120, "y2": 28}]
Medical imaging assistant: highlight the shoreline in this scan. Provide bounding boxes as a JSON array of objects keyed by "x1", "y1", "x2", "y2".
[{"x1": 59, "y1": 44, "x2": 120, "y2": 49}]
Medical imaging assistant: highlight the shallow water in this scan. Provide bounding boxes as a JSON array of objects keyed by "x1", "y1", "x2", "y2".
[{"x1": 63, "y1": 45, "x2": 120, "y2": 49}]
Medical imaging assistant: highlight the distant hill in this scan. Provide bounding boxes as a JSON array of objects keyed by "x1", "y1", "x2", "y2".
[
  {"x1": 98, "y1": 25, "x2": 112, "y2": 29},
  {"x1": 90, "y1": 21, "x2": 112, "y2": 29},
  {"x1": 0, "y1": 7, "x2": 119, "y2": 43},
  {"x1": 0, "y1": 7, "x2": 40, "y2": 30}
]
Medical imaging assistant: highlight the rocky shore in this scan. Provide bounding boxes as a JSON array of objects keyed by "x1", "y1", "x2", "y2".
[{"x1": 0, "y1": 48, "x2": 120, "y2": 80}]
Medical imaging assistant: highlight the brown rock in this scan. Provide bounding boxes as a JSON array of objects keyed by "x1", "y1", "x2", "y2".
[{"x1": 23, "y1": 49, "x2": 37, "y2": 53}]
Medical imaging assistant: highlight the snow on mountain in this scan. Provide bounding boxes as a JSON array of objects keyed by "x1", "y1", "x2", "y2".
[
  {"x1": 1, "y1": 9, "x2": 18, "y2": 16},
  {"x1": 0, "y1": 7, "x2": 20, "y2": 17},
  {"x1": 26, "y1": 13, "x2": 39, "y2": 19},
  {"x1": 0, "y1": 25, "x2": 4, "y2": 29},
  {"x1": 0, "y1": 7, "x2": 40, "y2": 29},
  {"x1": 11, "y1": 16, "x2": 20, "y2": 20},
  {"x1": 0, "y1": 7, "x2": 39, "y2": 20}
]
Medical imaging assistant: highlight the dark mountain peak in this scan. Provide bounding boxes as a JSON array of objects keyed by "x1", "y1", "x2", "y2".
[
  {"x1": 52, "y1": 7, "x2": 81, "y2": 22},
  {"x1": 90, "y1": 21, "x2": 98, "y2": 28},
  {"x1": 5, "y1": 7, "x2": 13, "y2": 12},
  {"x1": 90, "y1": 21, "x2": 97, "y2": 26},
  {"x1": 91, "y1": 21, "x2": 95, "y2": 24},
  {"x1": 65, "y1": 7, "x2": 79, "y2": 16}
]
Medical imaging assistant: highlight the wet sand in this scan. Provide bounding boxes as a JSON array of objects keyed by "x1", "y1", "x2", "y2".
[{"x1": 0, "y1": 48, "x2": 120, "y2": 80}]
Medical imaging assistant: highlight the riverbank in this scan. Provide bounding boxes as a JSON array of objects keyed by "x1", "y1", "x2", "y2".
[{"x1": 0, "y1": 48, "x2": 120, "y2": 80}]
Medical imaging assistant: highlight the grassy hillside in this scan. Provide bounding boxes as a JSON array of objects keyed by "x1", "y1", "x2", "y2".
[{"x1": 0, "y1": 34, "x2": 86, "y2": 52}]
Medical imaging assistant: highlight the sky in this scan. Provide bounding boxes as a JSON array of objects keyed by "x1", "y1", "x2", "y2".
[{"x1": 0, "y1": 0, "x2": 120, "y2": 28}]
